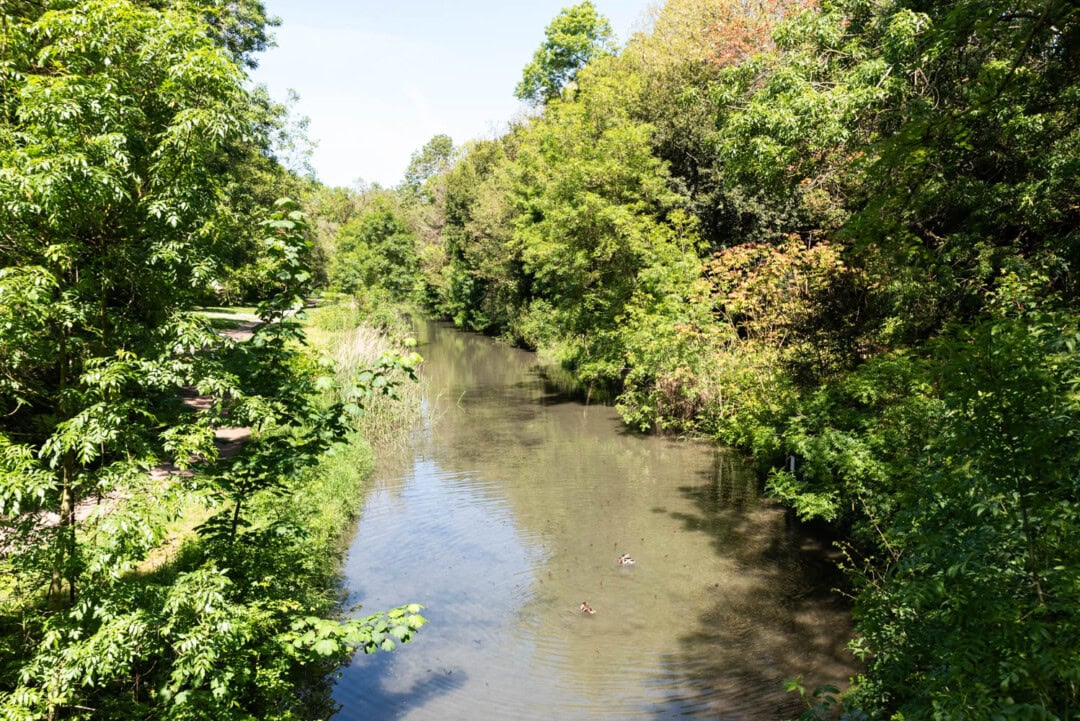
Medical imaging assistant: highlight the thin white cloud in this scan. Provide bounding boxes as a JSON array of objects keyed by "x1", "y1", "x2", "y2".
[{"x1": 402, "y1": 87, "x2": 435, "y2": 135}]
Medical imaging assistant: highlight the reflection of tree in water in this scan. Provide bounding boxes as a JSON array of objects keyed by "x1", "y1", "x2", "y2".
[
  {"x1": 333, "y1": 651, "x2": 468, "y2": 721},
  {"x1": 431, "y1": 319, "x2": 856, "y2": 718},
  {"x1": 650, "y1": 457, "x2": 859, "y2": 720},
  {"x1": 340, "y1": 320, "x2": 858, "y2": 720}
]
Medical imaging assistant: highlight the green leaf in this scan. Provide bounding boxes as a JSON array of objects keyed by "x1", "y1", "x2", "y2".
[{"x1": 313, "y1": 638, "x2": 339, "y2": 656}]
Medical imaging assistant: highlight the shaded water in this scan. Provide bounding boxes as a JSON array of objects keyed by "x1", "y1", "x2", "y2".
[{"x1": 335, "y1": 321, "x2": 857, "y2": 720}]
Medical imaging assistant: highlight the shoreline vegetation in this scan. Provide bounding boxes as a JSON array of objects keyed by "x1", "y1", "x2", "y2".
[{"x1": 0, "y1": 3, "x2": 433, "y2": 713}]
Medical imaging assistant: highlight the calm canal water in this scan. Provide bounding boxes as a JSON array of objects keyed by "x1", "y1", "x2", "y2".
[{"x1": 334, "y1": 321, "x2": 857, "y2": 720}]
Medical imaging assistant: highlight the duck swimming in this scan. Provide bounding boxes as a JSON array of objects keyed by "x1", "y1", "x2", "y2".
[
  {"x1": 580, "y1": 601, "x2": 596, "y2": 615},
  {"x1": 617, "y1": 554, "x2": 635, "y2": 566}
]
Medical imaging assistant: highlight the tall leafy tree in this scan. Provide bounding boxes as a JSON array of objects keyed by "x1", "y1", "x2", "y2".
[
  {"x1": 431, "y1": 135, "x2": 522, "y2": 332},
  {"x1": 0, "y1": 4, "x2": 424, "y2": 718},
  {"x1": 0, "y1": 0, "x2": 256, "y2": 603},
  {"x1": 329, "y1": 196, "x2": 419, "y2": 299},
  {"x1": 622, "y1": 0, "x2": 826, "y2": 250},
  {"x1": 401, "y1": 133, "x2": 454, "y2": 200},
  {"x1": 151, "y1": 0, "x2": 279, "y2": 67},
  {"x1": 0, "y1": 2, "x2": 264, "y2": 714},
  {"x1": 514, "y1": 1, "x2": 617, "y2": 105},
  {"x1": 509, "y1": 57, "x2": 699, "y2": 382}
]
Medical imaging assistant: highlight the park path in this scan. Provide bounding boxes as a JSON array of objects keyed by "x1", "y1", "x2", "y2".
[
  {"x1": 14, "y1": 302, "x2": 321, "y2": 541},
  {"x1": 36, "y1": 313, "x2": 266, "y2": 529}
]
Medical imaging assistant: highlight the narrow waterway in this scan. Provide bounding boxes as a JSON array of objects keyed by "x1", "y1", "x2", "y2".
[{"x1": 334, "y1": 321, "x2": 857, "y2": 720}]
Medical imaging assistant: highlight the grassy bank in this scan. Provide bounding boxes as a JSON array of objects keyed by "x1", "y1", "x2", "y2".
[
  {"x1": 297, "y1": 297, "x2": 424, "y2": 560},
  {"x1": 305, "y1": 296, "x2": 425, "y2": 448}
]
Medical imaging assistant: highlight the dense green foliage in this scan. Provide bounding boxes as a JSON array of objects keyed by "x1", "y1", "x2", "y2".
[
  {"x1": 364, "y1": 0, "x2": 1079, "y2": 717},
  {"x1": 514, "y1": 1, "x2": 617, "y2": 104},
  {"x1": 329, "y1": 197, "x2": 419, "y2": 300},
  {"x1": 0, "y1": 4, "x2": 423, "y2": 719}
]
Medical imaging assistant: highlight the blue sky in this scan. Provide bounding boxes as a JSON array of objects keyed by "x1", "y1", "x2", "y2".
[{"x1": 251, "y1": 1, "x2": 654, "y2": 188}]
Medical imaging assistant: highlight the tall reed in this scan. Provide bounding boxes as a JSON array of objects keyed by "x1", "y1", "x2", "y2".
[{"x1": 306, "y1": 298, "x2": 424, "y2": 449}]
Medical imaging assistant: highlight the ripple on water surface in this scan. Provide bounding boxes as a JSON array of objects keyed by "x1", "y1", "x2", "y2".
[{"x1": 333, "y1": 322, "x2": 857, "y2": 721}]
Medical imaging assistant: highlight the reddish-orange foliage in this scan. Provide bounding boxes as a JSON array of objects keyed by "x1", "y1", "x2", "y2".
[
  {"x1": 705, "y1": 236, "x2": 846, "y2": 345},
  {"x1": 704, "y1": 0, "x2": 817, "y2": 66}
]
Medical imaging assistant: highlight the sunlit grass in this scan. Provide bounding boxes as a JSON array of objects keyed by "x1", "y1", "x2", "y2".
[
  {"x1": 194, "y1": 305, "x2": 260, "y2": 332},
  {"x1": 293, "y1": 434, "x2": 374, "y2": 557},
  {"x1": 138, "y1": 490, "x2": 216, "y2": 574},
  {"x1": 0, "y1": 560, "x2": 14, "y2": 608},
  {"x1": 304, "y1": 300, "x2": 425, "y2": 449},
  {"x1": 195, "y1": 305, "x2": 259, "y2": 318},
  {"x1": 131, "y1": 298, "x2": 421, "y2": 574}
]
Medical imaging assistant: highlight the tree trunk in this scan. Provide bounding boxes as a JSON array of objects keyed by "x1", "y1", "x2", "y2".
[{"x1": 50, "y1": 451, "x2": 77, "y2": 607}]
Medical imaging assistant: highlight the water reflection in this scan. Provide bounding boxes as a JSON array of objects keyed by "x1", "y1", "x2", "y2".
[{"x1": 334, "y1": 322, "x2": 857, "y2": 720}]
